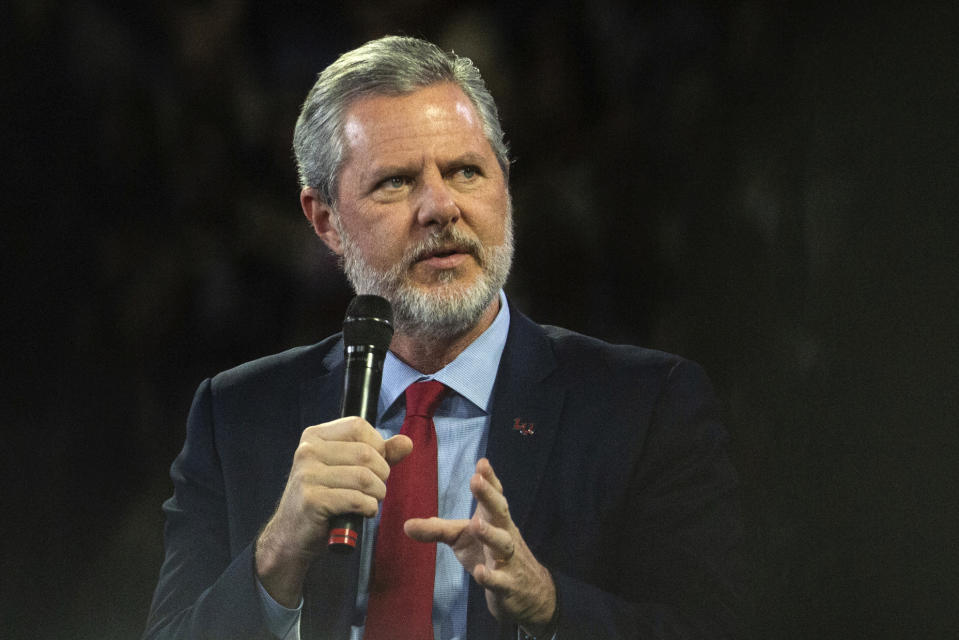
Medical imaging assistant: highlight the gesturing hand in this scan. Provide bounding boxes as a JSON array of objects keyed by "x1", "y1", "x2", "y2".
[{"x1": 405, "y1": 458, "x2": 557, "y2": 636}]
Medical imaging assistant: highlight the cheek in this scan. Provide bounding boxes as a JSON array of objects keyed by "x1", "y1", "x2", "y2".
[
  {"x1": 356, "y1": 223, "x2": 409, "y2": 266},
  {"x1": 341, "y1": 203, "x2": 404, "y2": 256},
  {"x1": 476, "y1": 195, "x2": 510, "y2": 242}
]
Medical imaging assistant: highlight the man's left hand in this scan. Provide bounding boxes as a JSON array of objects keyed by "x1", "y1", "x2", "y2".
[{"x1": 405, "y1": 458, "x2": 557, "y2": 636}]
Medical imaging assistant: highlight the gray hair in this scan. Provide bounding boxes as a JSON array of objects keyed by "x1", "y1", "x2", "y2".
[{"x1": 292, "y1": 35, "x2": 510, "y2": 205}]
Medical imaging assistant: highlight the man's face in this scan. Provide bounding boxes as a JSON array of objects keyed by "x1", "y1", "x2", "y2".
[{"x1": 315, "y1": 83, "x2": 513, "y2": 338}]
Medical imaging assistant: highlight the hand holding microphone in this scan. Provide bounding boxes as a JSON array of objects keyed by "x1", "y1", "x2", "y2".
[
  {"x1": 255, "y1": 296, "x2": 407, "y2": 605},
  {"x1": 328, "y1": 295, "x2": 394, "y2": 551}
]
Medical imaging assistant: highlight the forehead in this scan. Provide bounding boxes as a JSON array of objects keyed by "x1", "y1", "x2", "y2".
[{"x1": 340, "y1": 83, "x2": 493, "y2": 164}]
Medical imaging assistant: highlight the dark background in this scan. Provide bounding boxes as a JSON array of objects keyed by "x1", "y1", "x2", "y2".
[{"x1": 4, "y1": 1, "x2": 958, "y2": 638}]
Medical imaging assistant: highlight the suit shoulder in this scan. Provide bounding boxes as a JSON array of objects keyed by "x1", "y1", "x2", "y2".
[
  {"x1": 540, "y1": 324, "x2": 688, "y2": 376},
  {"x1": 536, "y1": 323, "x2": 717, "y2": 406},
  {"x1": 209, "y1": 334, "x2": 341, "y2": 394}
]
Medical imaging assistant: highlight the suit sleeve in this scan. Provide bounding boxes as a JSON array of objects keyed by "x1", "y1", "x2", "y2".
[
  {"x1": 550, "y1": 360, "x2": 748, "y2": 639},
  {"x1": 143, "y1": 378, "x2": 277, "y2": 640}
]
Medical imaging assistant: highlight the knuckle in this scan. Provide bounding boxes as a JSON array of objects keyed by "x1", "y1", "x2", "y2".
[
  {"x1": 293, "y1": 440, "x2": 315, "y2": 462},
  {"x1": 355, "y1": 444, "x2": 376, "y2": 465},
  {"x1": 361, "y1": 469, "x2": 386, "y2": 498},
  {"x1": 290, "y1": 464, "x2": 315, "y2": 489},
  {"x1": 301, "y1": 485, "x2": 326, "y2": 512},
  {"x1": 342, "y1": 417, "x2": 366, "y2": 436},
  {"x1": 349, "y1": 492, "x2": 378, "y2": 517},
  {"x1": 353, "y1": 467, "x2": 372, "y2": 490}
]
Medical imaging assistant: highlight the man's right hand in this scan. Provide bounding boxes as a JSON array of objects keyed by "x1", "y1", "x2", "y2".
[{"x1": 254, "y1": 417, "x2": 413, "y2": 607}]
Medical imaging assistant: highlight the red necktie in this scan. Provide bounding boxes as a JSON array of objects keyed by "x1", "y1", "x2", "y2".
[{"x1": 364, "y1": 380, "x2": 446, "y2": 640}]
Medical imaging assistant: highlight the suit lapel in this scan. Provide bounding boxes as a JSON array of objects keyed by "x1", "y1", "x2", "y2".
[
  {"x1": 298, "y1": 338, "x2": 345, "y2": 433},
  {"x1": 486, "y1": 310, "x2": 564, "y2": 533},
  {"x1": 469, "y1": 308, "x2": 565, "y2": 639},
  {"x1": 297, "y1": 342, "x2": 363, "y2": 640}
]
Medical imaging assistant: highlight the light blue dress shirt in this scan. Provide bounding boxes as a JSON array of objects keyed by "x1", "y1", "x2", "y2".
[{"x1": 259, "y1": 291, "x2": 510, "y2": 640}]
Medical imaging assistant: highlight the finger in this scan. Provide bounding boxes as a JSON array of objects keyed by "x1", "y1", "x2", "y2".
[
  {"x1": 384, "y1": 434, "x2": 413, "y2": 466},
  {"x1": 469, "y1": 518, "x2": 515, "y2": 562},
  {"x1": 404, "y1": 517, "x2": 469, "y2": 544},
  {"x1": 298, "y1": 463, "x2": 387, "y2": 501},
  {"x1": 305, "y1": 417, "x2": 387, "y2": 456},
  {"x1": 472, "y1": 563, "x2": 511, "y2": 594},
  {"x1": 475, "y1": 458, "x2": 504, "y2": 494},
  {"x1": 302, "y1": 486, "x2": 380, "y2": 520},
  {"x1": 470, "y1": 471, "x2": 512, "y2": 527},
  {"x1": 294, "y1": 439, "x2": 390, "y2": 482}
]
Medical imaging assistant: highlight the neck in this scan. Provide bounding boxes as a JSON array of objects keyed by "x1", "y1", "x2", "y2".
[{"x1": 389, "y1": 298, "x2": 500, "y2": 374}]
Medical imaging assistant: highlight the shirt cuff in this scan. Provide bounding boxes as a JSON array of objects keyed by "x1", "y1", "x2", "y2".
[{"x1": 256, "y1": 577, "x2": 302, "y2": 640}]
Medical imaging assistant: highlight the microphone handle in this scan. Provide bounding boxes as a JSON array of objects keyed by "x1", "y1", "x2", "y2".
[{"x1": 328, "y1": 347, "x2": 384, "y2": 552}]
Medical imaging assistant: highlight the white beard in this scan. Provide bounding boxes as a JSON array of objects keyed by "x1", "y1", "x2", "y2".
[{"x1": 332, "y1": 207, "x2": 513, "y2": 339}]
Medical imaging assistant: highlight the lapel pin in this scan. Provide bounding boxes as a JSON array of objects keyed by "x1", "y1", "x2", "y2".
[{"x1": 512, "y1": 417, "x2": 535, "y2": 436}]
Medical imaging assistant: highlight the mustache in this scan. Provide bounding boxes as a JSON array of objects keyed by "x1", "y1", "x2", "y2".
[{"x1": 405, "y1": 228, "x2": 484, "y2": 266}]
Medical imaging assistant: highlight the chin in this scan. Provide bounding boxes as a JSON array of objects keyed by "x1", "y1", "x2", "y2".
[{"x1": 392, "y1": 276, "x2": 498, "y2": 339}]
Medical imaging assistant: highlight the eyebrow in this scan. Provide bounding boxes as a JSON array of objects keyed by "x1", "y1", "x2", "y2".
[{"x1": 441, "y1": 152, "x2": 489, "y2": 171}]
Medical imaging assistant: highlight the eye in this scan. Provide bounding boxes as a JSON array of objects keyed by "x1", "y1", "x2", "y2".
[
  {"x1": 382, "y1": 176, "x2": 410, "y2": 190},
  {"x1": 457, "y1": 166, "x2": 478, "y2": 180}
]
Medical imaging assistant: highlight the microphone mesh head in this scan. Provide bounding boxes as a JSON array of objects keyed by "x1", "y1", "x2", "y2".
[{"x1": 343, "y1": 295, "x2": 394, "y2": 349}]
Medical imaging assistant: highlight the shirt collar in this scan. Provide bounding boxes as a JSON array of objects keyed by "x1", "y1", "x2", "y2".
[{"x1": 379, "y1": 290, "x2": 510, "y2": 416}]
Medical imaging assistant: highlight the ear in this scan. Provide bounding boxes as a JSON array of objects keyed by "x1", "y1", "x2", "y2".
[{"x1": 300, "y1": 187, "x2": 343, "y2": 255}]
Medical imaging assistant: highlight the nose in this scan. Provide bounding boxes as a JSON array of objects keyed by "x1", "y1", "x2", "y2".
[{"x1": 415, "y1": 170, "x2": 460, "y2": 229}]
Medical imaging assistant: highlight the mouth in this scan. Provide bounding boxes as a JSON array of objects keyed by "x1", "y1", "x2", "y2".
[
  {"x1": 424, "y1": 247, "x2": 462, "y2": 259},
  {"x1": 413, "y1": 243, "x2": 477, "y2": 269}
]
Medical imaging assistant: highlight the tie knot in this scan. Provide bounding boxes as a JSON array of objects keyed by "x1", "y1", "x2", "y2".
[{"x1": 404, "y1": 380, "x2": 446, "y2": 418}]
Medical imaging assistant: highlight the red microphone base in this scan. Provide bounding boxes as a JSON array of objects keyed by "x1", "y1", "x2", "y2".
[{"x1": 328, "y1": 527, "x2": 359, "y2": 550}]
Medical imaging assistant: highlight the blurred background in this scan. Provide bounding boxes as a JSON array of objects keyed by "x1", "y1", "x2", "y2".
[{"x1": 4, "y1": 1, "x2": 958, "y2": 638}]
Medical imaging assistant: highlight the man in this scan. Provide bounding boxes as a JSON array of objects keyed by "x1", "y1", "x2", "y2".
[{"x1": 144, "y1": 36, "x2": 746, "y2": 640}]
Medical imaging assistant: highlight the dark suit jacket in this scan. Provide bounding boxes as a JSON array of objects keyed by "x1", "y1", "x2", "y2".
[{"x1": 144, "y1": 306, "x2": 746, "y2": 639}]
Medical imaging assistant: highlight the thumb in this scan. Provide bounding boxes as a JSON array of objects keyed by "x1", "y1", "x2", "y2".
[
  {"x1": 404, "y1": 517, "x2": 468, "y2": 544},
  {"x1": 384, "y1": 434, "x2": 413, "y2": 465}
]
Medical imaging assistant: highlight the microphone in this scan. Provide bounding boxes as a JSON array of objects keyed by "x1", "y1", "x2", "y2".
[{"x1": 327, "y1": 295, "x2": 394, "y2": 552}]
